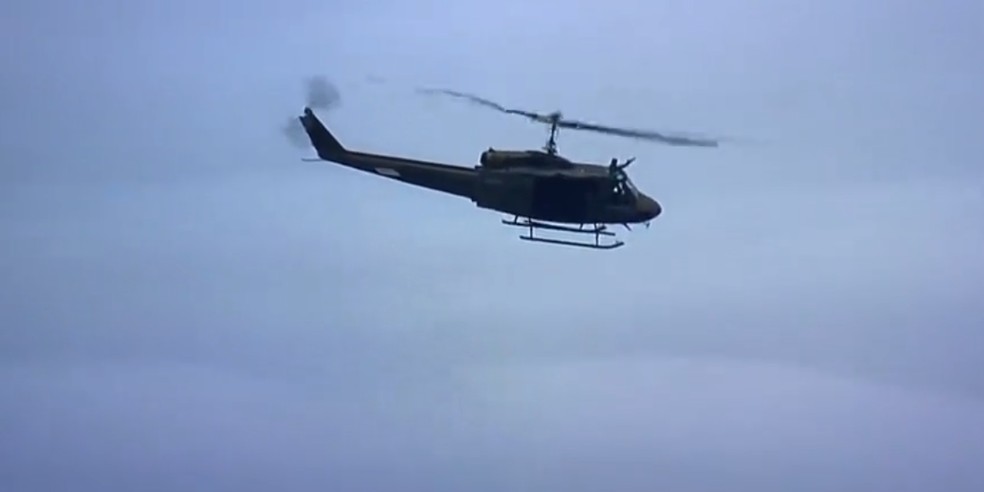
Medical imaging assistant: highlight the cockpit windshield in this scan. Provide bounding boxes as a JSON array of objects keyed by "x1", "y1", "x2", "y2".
[
  {"x1": 611, "y1": 174, "x2": 639, "y2": 204},
  {"x1": 622, "y1": 176, "x2": 639, "y2": 195}
]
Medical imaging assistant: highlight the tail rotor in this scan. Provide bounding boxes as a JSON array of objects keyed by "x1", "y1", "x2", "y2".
[{"x1": 283, "y1": 76, "x2": 342, "y2": 148}]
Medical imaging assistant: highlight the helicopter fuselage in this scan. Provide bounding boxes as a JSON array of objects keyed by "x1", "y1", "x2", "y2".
[{"x1": 471, "y1": 148, "x2": 661, "y2": 225}]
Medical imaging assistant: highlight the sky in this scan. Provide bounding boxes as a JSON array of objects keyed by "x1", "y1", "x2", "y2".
[{"x1": 2, "y1": 0, "x2": 984, "y2": 490}]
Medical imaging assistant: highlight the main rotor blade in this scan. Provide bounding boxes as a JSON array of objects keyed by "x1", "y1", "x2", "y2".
[
  {"x1": 418, "y1": 86, "x2": 723, "y2": 148},
  {"x1": 558, "y1": 119, "x2": 719, "y2": 147},
  {"x1": 416, "y1": 88, "x2": 547, "y2": 121}
]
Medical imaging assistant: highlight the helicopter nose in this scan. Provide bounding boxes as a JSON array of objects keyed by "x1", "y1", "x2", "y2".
[{"x1": 641, "y1": 195, "x2": 662, "y2": 220}]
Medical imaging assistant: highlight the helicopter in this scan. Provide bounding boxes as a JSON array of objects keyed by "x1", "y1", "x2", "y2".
[{"x1": 294, "y1": 84, "x2": 719, "y2": 249}]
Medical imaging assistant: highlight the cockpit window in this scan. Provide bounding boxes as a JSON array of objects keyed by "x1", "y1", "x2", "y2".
[
  {"x1": 622, "y1": 176, "x2": 639, "y2": 195},
  {"x1": 611, "y1": 176, "x2": 638, "y2": 204}
]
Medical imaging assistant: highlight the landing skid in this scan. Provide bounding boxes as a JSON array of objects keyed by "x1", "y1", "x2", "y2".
[{"x1": 501, "y1": 216, "x2": 625, "y2": 250}]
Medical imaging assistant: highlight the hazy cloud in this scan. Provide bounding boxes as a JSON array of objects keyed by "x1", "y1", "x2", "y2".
[{"x1": 2, "y1": 0, "x2": 983, "y2": 490}]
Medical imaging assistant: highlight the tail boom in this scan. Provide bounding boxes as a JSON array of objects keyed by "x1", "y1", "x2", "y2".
[{"x1": 296, "y1": 108, "x2": 478, "y2": 200}]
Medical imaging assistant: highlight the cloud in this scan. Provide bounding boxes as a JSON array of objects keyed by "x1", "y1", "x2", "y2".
[
  {"x1": 2, "y1": 0, "x2": 984, "y2": 490},
  {"x1": 3, "y1": 355, "x2": 983, "y2": 491}
]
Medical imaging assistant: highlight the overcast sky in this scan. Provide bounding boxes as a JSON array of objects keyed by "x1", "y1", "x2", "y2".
[{"x1": 2, "y1": 0, "x2": 983, "y2": 490}]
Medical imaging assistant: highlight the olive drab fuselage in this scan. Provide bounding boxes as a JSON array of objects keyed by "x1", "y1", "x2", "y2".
[{"x1": 471, "y1": 148, "x2": 660, "y2": 225}]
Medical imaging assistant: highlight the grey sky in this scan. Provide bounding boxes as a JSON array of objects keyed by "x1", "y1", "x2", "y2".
[{"x1": 2, "y1": 0, "x2": 983, "y2": 490}]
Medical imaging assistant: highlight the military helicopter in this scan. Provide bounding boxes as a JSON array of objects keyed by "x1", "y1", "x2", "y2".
[{"x1": 294, "y1": 83, "x2": 719, "y2": 249}]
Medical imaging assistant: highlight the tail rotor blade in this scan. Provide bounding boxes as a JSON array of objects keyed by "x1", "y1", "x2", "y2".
[
  {"x1": 283, "y1": 117, "x2": 309, "y2": 149},
  {"x1": 283, "y1": 76, "x2": 341, "y2": 148},
  {"x1": 305, "y1": 76, "x2": 341, "y2": 110}
]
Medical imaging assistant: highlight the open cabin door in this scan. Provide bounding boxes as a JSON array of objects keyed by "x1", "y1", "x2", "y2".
[{"x1": 530, "y1": 176, "x2": 603, "y2": 221}]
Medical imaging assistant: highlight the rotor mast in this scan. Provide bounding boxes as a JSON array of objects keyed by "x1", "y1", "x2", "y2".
[{"x1": 544, "y1": 113, "x2": 561, "y2": 155}]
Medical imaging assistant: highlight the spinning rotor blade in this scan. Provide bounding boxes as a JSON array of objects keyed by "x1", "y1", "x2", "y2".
[
  {"x1": 284, "y1": 76, "x2": 342, "y2": 148},
  {"x1": 557, "y1": 119, "x2": 718, "y2": 147},
  {"x1": 283, "y1": 117, "x2": 310, "y2": 148},
  {"x1": 417, "y1": 87, "x2": 721, "y2": 148},
  {"x1": 305, "y1": 75, "x2": 341, "y2": 110},
  {"x1": 416, "y1": 88, "x2": 553, "y2": 123}
]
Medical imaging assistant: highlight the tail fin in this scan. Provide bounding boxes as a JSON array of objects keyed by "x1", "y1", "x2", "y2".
[{"x1": 298, "y1": 107, "x2": 346, "y2": 159}]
